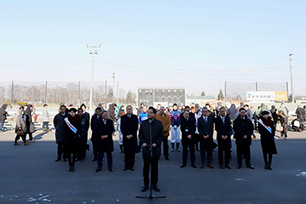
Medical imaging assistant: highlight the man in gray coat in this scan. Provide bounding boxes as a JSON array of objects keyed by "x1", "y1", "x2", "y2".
[
  {"x1": 0, "y1": 104, "x2": 8, "y2": 131},
  {"x1": 53, "y1": 105, "x2": 68, "y2": 161}
]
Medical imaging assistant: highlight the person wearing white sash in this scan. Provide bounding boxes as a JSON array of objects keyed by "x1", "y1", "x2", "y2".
[
  {"x1": 64, "y1": 108, "x2": 81, "y2": 172},
  {"x1": 258, "y1": 111, "x2": 277, "y2": 170}
]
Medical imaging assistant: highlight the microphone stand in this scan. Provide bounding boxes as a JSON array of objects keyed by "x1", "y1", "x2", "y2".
[{"x1": 136, "y1": 121, "x2": 166, "y2": 199}]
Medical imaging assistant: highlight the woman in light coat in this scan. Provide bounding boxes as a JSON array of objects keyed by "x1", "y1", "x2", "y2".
[
  {"x1": 42, "y1": 104, "x2": 51, "y2": 132},
  {"x1": 14, "y1": 109, "x2": 29, "y2": 145}
]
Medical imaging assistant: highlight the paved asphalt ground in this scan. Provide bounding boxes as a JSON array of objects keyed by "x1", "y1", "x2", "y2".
[{"x1": 0, "y1": 128, "x2": 306, "y2": 204}]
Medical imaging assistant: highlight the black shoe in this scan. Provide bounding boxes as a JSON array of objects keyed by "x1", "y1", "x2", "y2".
[
  {"x1": 55, "y1": 158, "x2": 61, "y2": 162},
  {"x1": 177, "y1": 149, "x2": 180, "y2": 152},
  {"x1": 165, "y1": 157, "x2": 170, "y2": 161},
  {"x1": 219, "y1": 165, "x2": 224, "y2": 169},
  {"x1": 171, "y1": 148, "x2": 174, "y2": 152},
  {"x1": 268, "y1": 165, "x2": 273, "y2": 170},
  {"x1": 191, "y1": 165, "x2": 197, "y2": 168},
  {"x1": 180, "y1": 164, "x2": 186, "y2": 168},
  {"x1": 63, "y1": 158, "x2": 67, "y2": 162},
  {"x1": 247, "y1": 165, "x2": 255, "y2": 169},
  {"x1": 108, "y1": 168, "x2": 113, "y2": 172},
  {"x1": 96, "y1": 167, "x2": 102, "y2": 172},
  {"x1": 236, "y1": 165, "x2": 242, "y2": 169},
  {"x1": 68, "y1": 166, "x2": 72, "y2": 172},
  {"x1": 225, "y1": 165, "x2": 231, "y2": 169},
  {"x1": 265, "y1": 164, "x2": 269, "y2": 170},
  {"x1": 71, "y1": 165, "x2": 75, "y2": 172},
  {"x1": 141, "y1": 185, "x2": 149, "y2": 192},
  {"x1": 130, "y1": 167, "x2": 135, "y2": 171},
  {"x1": 152, "y1": 185, "x2": 160, "y2": 192},
  {"x1": 122, "y1": 167, "x2": 128, "y2": 171}
]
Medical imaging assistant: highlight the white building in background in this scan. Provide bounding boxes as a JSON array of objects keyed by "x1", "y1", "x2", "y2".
[
  {"x1": 246, "y1": 91, "x2": 288, "y2": 102},
  {"x1": 137, "y1": 88, "x2": 186, "y2": 107}
]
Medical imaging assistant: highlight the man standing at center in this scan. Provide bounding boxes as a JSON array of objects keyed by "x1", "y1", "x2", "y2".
[
  {"x1": 155, "y1": 106, "x2": 171, "y2": 160},
  {"x1": 121, "y1": 105, "x2": 139, "y2": 171},
  {"x1": 198, "y1": 107, "x2": 214, "y2": 169},
  {"x1": 233, "y1": 108, "x2": 254, "y2": 169},
  {"x1": 139, "y1": 107, "x2": 164, "y2": 192},
  {"x1": 93, "y1": 110, "x2": 115, "y2": 172}
]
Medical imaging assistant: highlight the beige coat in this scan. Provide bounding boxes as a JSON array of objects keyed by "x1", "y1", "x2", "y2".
[
  {"x1": 15, "y1": 114, "x2": 27, "y2": 133},
  {"x1": 155, "y1": 112, "x2": 171, "y2": 137}
]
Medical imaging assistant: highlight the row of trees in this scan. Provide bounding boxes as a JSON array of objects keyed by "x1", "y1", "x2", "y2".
[{"x1": 0, "y1": 83, "x2": 137, "y2": 105}]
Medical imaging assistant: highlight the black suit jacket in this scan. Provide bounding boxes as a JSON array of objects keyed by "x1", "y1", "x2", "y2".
[
  {"x1": 121, "y1": 114, "x2": 139, "y2": 152},
  {"x1": 139, "y1": 119, "x2": 164, "y2": 160},
  {"x1": 215, "y1": 115, "x2": 231, "y2": 143},
  {"x1": 180, "y1": 116, "x2": 196, "y2": 145},
  {"x1": 198, "y1": 115, "x2": 214, "y2": 143}
]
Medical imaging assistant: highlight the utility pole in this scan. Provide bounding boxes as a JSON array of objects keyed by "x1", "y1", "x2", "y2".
[
  {"x1": 44, "y1": 81, "x2": 47, "y2": 104},
  {"x1": 289, "y1": 54, "x2": 294, "y2": 103},
  {"x1": 11, "y1": 81, "x2": 14, "y2": 103},
  {"x1": 105, "y1": 80, "x2": 107, "y2": 98},
  {"x1": 86, "y1": 44, "x2": 102, "y2": 110},
  {"x1": 117, "y1": 81, "x2": 119, "y2": 103},
  {"x1": 112, "y1": 72, "x2": 116, "y2": 102}
]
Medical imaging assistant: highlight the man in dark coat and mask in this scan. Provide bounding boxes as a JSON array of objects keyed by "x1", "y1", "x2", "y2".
[
  {"x1": 92, "y1": 110, "x2": 114, "y2": 172},
  {"x1": 139, "y1": 106, "x2": 164, "y2": 192},
  {"x1": 121, "y1": 105, "x2": 139, "y2": 171},
  {"x1": 53, "y1": 105, "x2": 68, "y2": 161},
  {"x1": 90, "y1": 107, "x2": 102, "y2": 161},
  {"x1": 24, "y1": 104, "x2": 34, "y2": 142},
  {"x1": 233, "y1": 108, "x2": 254, "y2": 169},
  {"x1": 77, "y1": 107, "x2": 89, "y2": 161}
]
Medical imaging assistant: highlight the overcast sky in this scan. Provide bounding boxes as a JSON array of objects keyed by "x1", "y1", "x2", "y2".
[{"x1": 1, "y1": 0, "x2": 305, "y2": 97}]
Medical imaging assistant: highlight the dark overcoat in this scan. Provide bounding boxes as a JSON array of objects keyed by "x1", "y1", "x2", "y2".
[
  {"x1": 91, "y1": 117, "x2": 114, "y2": 153},
  {"x1": 53, "y1": 112, "x2": 68, "y2": 143},
  {"x1": 120, "y1": 114, "x2": 139, "y2": 153},
  {"x1": 258, "y1": 119, "x2": 277, "y2": 154},
  {"x1": 233, "y1": 116, "x2": 254, "y2": 146},
  {"x1": 139, "y1": 119, "x2": 164, "y2": 160},
  {"x1": 64, "y1": 115, "x2": 81, "y2": 153}
]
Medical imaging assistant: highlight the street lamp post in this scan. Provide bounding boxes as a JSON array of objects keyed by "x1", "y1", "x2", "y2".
[
  {"x1": 289, "y1": 54, "x2": 294, "y2": 103},
  {"x1": 86, "y1": 44, "x2": 101, "y2": 110}
]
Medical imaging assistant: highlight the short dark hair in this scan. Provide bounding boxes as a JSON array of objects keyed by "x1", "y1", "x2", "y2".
[
  {"x1": 220, "y1": 106, "x2": 226, "y2": 111},
  {"x1": 185, "y1": 106, "x2": 190, "y2": 109},
  {"x1": 239, "y1": 107, "x2": 246, "y2": 112},
  {"x1": 60, "y1": 105, "x2": 66, "y2": 109},
  {"x1": 69, "y1": 108, "x2": 77, "y2": 113},
  {"x1": 78, "y1": 108, "x2": 83, "y2": 112},
  {"x1": 148, "y1": 106, "x2": 157, "y2": 114},
  {"x1": 80, "y1": 103, "x2": 86, "y2": 109},
  {"x1": 43, "y1": 104, "x2": 48, "y2": 107},
  {"x1": 244, "y1": 104, "x2": 249, "y2": 108},
  {"x1": 173, "y1": 103, "x2": 177, "y2": 107},
  {"x1": 95, "y1": 107, "x2": 102, "y2": 112}
]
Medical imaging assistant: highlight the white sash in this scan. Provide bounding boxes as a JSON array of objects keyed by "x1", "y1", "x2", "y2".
[
  {"x1": 258, "y1": 119, "x2": 272, "y2": 134},
  {"x1": 64, "y1": 117, "x2": 77, "y2": 133}
]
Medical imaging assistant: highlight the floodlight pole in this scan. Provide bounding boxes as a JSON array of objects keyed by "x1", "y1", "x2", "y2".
[
  {"x1": 289, "y1": 54, "x2": 294, "y2": 103},
  {"x1": 86, "y1": 44, "x2": 101, "y2": 110}
]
